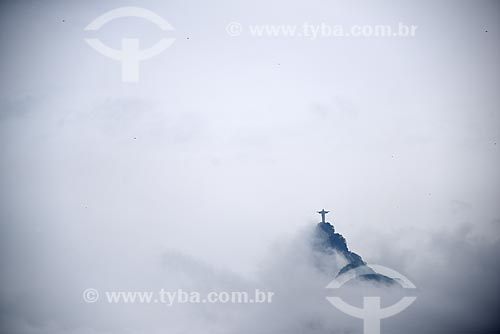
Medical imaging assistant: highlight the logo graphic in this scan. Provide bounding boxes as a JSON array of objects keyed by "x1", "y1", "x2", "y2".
[
  {"x1": 326, "y1": 264, "x2": 417, "y2": 334},
  {"x1": 84, "y1": 7, "x2": 175, "y2": 82}
]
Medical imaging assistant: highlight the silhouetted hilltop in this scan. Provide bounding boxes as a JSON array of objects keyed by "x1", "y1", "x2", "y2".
[{"x1": 314, "y1": 221, "x2": 395, "y2": 284}]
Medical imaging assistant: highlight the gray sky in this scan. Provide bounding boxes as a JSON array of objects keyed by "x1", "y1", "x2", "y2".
[{"x1": 1, "y1": 0, "x2": 499, "y2": 333}]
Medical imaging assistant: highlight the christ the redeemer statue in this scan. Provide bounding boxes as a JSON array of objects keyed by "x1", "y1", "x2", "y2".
[{"x1": 318, "y1": 209, "x2": 329, "y2": 223}]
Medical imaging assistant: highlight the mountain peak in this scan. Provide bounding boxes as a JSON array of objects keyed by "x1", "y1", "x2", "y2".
[
  {"x1": 315, "y1": 221, "x2": 365, "y2": 271},
  {"x1": 313, "y1": 220, "x2": 395, "y2": 284}
]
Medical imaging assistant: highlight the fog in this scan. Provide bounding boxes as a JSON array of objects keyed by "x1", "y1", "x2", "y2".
[
  {"x1": 1, "y1": 0, "x2": 500, "y2": 333},
  {"x1": 2, "y1": 222, "x2": 499, "y2": 333}
]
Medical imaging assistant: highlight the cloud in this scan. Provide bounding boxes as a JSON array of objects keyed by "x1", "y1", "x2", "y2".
[
  {"x1": 3, "y1": 220, "x2": 499, "y2": 334},
  {"x1": 1, "y1": 0, "x2": 499, "y2": 333}
]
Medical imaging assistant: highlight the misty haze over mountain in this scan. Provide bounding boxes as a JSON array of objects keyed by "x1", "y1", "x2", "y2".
[{"x1": 1, "y1": 0, "x2": 500, "y2": 333}]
